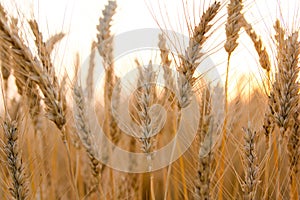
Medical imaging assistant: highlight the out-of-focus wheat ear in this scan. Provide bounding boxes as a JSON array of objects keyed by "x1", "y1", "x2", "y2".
[
  {"x1": 158, "y1": 33, "x2": 175, "y2": 106},
  {"x1": 45, "y1": 32, "x2": 65, "y2": 53},
  {"x1": 240, "y1": 17, "x2": 270, "y2": 72},
  {"x1": 177, "y1": 1, "x2": 220, "y2": 108},
  {"x1": 0, "y1": 42, "x2": 11, "y2": 93},
  {"x1": 96, "y1": 0, "x2": 116, "y2": 66},
  {"x1": 110, "y1": 76, "x2": 121, "y2": 147},
  {"x1": 242, "y1": 127, "x2": 259, "y2": 200},
  {"x1": 86, "y1": 41, "x2": 96, "y2": 100},
  {"x1": 262, "y1": 110, "x2": 274, "y2": 199},
  {"x1": 195, "y1": 87, "x2": 213, "y2": 200},
  {"x1": 240, "y1": 16, "x2": 271, "y2": 91},
  {"x1": 135, "y1": 61, "x2": 157, "y2": 200},
  {"x1": 26, "y1": 82, "x2": 42, "y2": 135},
  {"x1": 73, "y1": 82, "x2": 103, "y2": 195},
  {"x1": 3, "y1": 118, "x2": 29, "y2": 200},
  {"x1": 136, "y1": 61, "x2": 157, "y2": 160}
]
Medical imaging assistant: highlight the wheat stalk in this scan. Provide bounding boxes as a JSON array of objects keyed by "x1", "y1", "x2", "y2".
[{"x1": 219, "y1": 1, "x2": 243, "y2": 199}]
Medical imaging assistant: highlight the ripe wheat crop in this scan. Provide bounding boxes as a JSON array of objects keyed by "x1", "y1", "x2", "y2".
[{"x1": 0, "y1": 0, "x2": 299, "y2": 199}]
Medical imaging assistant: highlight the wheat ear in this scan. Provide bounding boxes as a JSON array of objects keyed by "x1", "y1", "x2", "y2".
[
  {"x1": 3, "y1": 118, "x2": 29, "y2": 200},
  {"x1": 271, "y1": 20, "x2": 299, "y2": 136},
  {"x1": 135, "y1": 61, "x2": 157, "y2": 199},
  {"x1": 96, "y1": 2, "x2": 117, "y2": 198},
  {"x1": 0, "y1": 6, "x2": 66, "y2": 132},
  {"x1": 195, "y1": 87, "x2": 213, "y2": 200},
  {"x1": 73, "y1": 81, "x2": 103, "y2": 194},
  {"x1": 240, "y1": 16, "x2": 271, "y2": 72},
  {"x1": 177, "y1": 1, "x2": 220, "y2": 108},
  {"x1": 242, "y1": 127, "x2": 259, "y2": 200},
  {"x1": 158, "y1": 34, "x2": 174, "y2": 104}
]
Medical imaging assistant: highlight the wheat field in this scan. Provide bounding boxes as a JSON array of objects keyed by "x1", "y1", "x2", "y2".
[{"x1": 0, "y1": 0, "x2": 299, "y2": 199}]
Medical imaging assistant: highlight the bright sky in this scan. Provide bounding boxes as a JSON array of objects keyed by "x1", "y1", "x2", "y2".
[{"x1": 1, "y1": 0, "x2": 299, "y2": 98}]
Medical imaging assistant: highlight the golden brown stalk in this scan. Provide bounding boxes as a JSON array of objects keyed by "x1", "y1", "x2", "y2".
[
  {"x1": 3, "y1": 118, "x2": 29, "y2": 200},
  {"x1": 242, "y1": 127, "x2": 259, "y2": 200},
  {"x1": 177, "y1": 1, "x2": 221, "y2": 108}
]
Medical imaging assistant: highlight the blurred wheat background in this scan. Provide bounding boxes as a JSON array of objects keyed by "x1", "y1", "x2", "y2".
[{"x1": 0, "y1": 0, "x2": 299, "y2": 199}]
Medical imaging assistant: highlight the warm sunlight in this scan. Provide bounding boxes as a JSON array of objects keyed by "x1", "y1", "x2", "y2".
[{"x1": 0, "y1": 0, "x2": 299, "y2": 199}]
